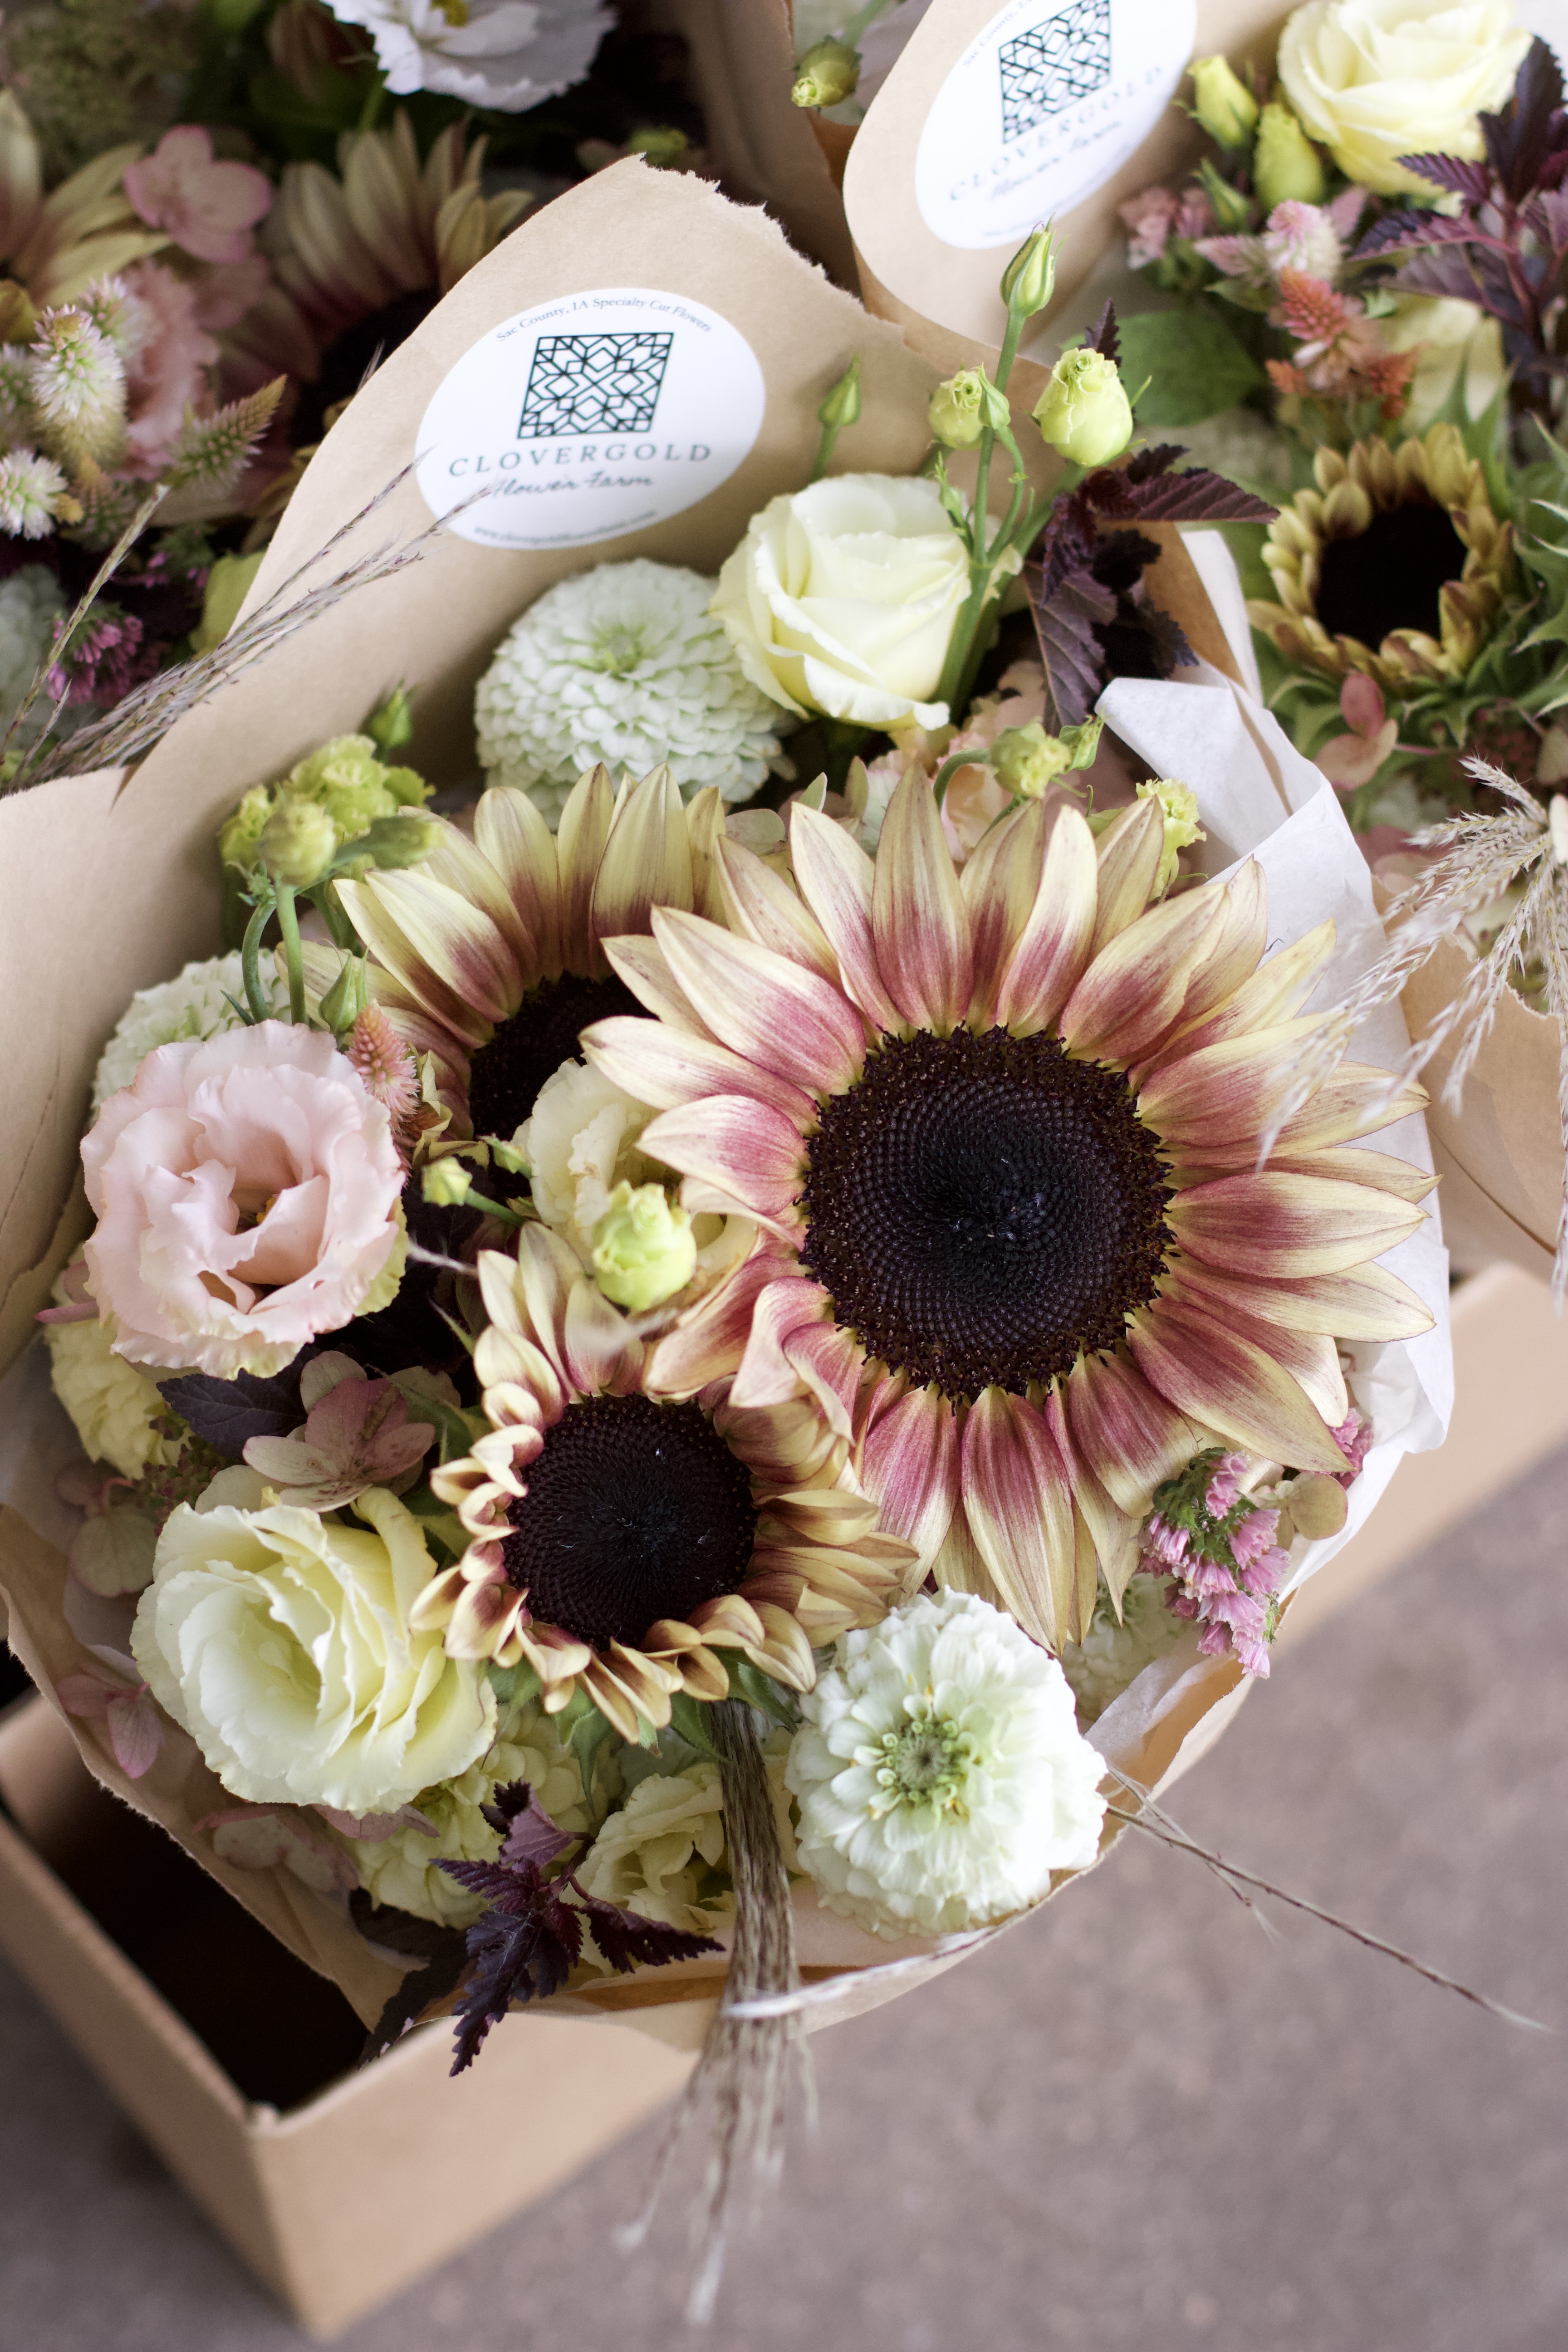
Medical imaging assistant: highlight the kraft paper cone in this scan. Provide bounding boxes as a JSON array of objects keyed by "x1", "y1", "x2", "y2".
[{"x1": 844, "y1": 0, "x2": 1289, "y2": 399}]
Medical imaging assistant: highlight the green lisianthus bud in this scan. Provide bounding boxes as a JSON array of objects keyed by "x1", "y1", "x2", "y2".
[
  {"x1": 992, "y1": 721, "x2": 1073, "y2": 799},
  {"x1": 1032, "y1": 349, "x2": 1134, "y2": 467},
  {"x1": 219, "y1": 783, "x2": 274, "y2": 876},
  {"x1": 928, "y1": 369, "x2": 992, "y2": 450},
  {"x1": 1137, "y1": 777, "x2": 1205, "y2": 892},
  {"x1": 258, "y1": 798, "x2": 337, "y2": 888},
  {"x1": 1058, "y1": 714, "x2": 1104, "y2": 770},
  {"x1": 284, "y1": 734, "x2": 430, "y2": 838},
  {"x1": 591, "y1": 1181, "x2": 697, "y2": 1312},
  {"x1": 1189, "y1": 55, "x2": 1259, "y2": 150},
  {"x1": 818, "y1": 355, "x2": 862, "y2": 431},
  {"x1": 319, "y1": 953, "x2": 371, "y2": 1036},
  {"x1": 366, "y1": 685, "x2": 414, "y2": 755},
  {"x1": 1252, "y1": 102, "x2": 1327, "y2": 208},
  {"x1": 626, "y1": 125, "x2": 690, "y2": 168},
  {"x1": 792, "y1": 36, "x2": 859, "y2": 109},
  {"x1": 1000, "y1": 225, "x2": 1057, "y2": 320},
  {"x1": 347, "y1": 812, "x2": 444, "y2": 873},
  {"x1": 421, "y1": 1157, "x2": 474, "y2": 1207}
]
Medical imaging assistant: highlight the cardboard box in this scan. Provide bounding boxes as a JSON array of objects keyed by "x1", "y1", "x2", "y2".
[{"x1": 0, "y1": 1695, "x2": 693, "y2": 2339}]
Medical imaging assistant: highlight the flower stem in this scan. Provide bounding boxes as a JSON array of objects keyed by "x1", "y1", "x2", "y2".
[
  {"x1": 274, "y1": 882, "x2": 306, "y2": 1024},
  {"x1": 240, "y1": 896, "x2": 272, "y2": 1024},
  {"x1": 357, "y1": 72, "x2": 388, "y2": 132}
]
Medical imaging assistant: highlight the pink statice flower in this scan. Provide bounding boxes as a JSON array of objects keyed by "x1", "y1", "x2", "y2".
[
  {"x1": 124, "y1": 127, "x2": 273, "y2": 267},
  {"x1": 47, "y1": 607, "x2": 157, "y2": 707},
  {"x1": 1138, "y1": 1447, "x2": 1290, "y2": 1678},
  {"x1": 82, "y1": 1021, "x2": 406, "y2": 1380},
  {"x1": 1331, "y1": 1408, "x2": 1372, "y2": 1488}
]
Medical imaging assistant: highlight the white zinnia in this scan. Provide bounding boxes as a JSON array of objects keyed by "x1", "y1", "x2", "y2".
[
  {"x1": 786, "y1": 1589, "x2": 1107, "y2": 1939},
  {"x1": 323, "y1": 0, "x2": 611, "y2": 112},
  {"x1": 0, "y1": 564, "x2": 64, "y2": 739},
  {"x1": 1058, "y1": 1573, "x2": 1186, "y2": 1725},
  {"x1": 92, "y1": 952, "x2": 288, "y2": 1108},
  {"x1": 475, "y1": 559, "x2": 788, "y2": 826}
]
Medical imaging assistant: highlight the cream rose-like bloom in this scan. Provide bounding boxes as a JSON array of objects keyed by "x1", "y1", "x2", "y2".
[
  {"x1": 1279, "y1": 0, "x2": 1529, "y2": 195},
  {"x1": 83, "y1": 1021, "x2": 406, "y2": 1380},
  {"x1": 132, "y1": 1486, "x2": 495, "y2": 1815},
  {"x1": 711, "y1": 473, "x2": 973, "y2": 732},
  {"x1": 44, "y1": 1288, "x2": 177, "y2": 1482},
  {"x1": 786, "y1": 1589, "x2": 1107, "y2": 1938},
  {"x1": 575, "y1": 1735, "x2": 797, "y2": 1936}
]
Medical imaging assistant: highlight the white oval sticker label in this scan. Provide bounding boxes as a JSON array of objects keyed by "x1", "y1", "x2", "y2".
[
  {"x1": 416, "y1": 288, "x2": 766, "y2": 552},
  {"x1": 915, "y1": 0, "x2": 1196, "y2": 252}
]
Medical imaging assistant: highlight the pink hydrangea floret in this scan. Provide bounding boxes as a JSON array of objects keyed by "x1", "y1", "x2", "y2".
[
  {"x1": 82, "y1": 1020, "x2": 405, "y2": 1379},
  {"x1": 124, "y1": 126, "x2": 272, "y2": 266}
]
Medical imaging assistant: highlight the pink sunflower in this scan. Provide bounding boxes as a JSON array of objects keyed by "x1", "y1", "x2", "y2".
[
  {"x1": 412, "y1": 1225, "x2": 914, "y2": 1740},
  {"x1": 581, "y1": 774, "x2": 1436, "y2": 1655}
]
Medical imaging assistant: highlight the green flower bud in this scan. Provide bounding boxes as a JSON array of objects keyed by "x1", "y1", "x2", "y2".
[
  {"x1": 1137, "y1": 777, "x2": 1205, "y2": 892},
  {"x1": 1197, "y1": 156, "x2": 1254, "y2": 229},
  {"x1": 421, "y1": 1157, "x2": 474, "y2": 1207},
  {"x1": 319, "y1": 953, "x2": 371, "y2": 1036},
  {"x1": 1252, "y1": 102, "x2": 1327, "y2": 208},
  {"x1": 626, "y1": 125, "x2": 691, "y2": 168},
  {"x1": 928, "y1": 369, "x2": 995, "y2": 450},
  {"x1": 992, "y1": 721, "x2": 1073, "y2": 799},
  {"x1": 1032, "y1": 349, "x2": 1133, "y2": 468},
  {"x1": 591, "y1": 1181, "x2": 697, "y2": 1313},
  {"x1": 999, "y1": 225, "x2": 1057, "y2": 320},
  {"x1": 257, "y1": 798, "x2": 337, "y2": 889},
  {"x1": 792, "y1": 36, "x2": 859, "y2": 109},
  {"x1": 219, "y1": 783, "x2": 274, "y2": 877},
  {"x1": 193, "y1": 550, "x2": 265, "y2": 655},
  {"x1": 366, "y1": 685, "x2": 414, "y2": 755},
  {"x1": 818, "y1": 355, "x2": 862, "y2": 431},
  {"x1": 346, "y1": 812, "x2": 443, "y2": 873},
  {"x1": 283, "y1": 734, "x2": 430, "y2": 840},
  {"x1": 1058, "y1": 714, "x2": 1104, "y2": 770},
  {"x1": 1189, "y1": 55, "x2": 1259, "y2": 150}
]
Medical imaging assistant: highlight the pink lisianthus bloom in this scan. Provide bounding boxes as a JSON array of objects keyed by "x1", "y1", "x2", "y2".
[
  {"x1": 124, "y1": 127, "x2": 273, "y2": 267},
  {"x1": 82, "y1": 1022, "x2": 406, "y2": 1380}
]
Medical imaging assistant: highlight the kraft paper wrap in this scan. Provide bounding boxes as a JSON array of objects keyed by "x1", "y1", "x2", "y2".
[
  {"x1": 843, "y1": 0, "x2": 1290, "y2": 404},
  {"x1": 0, "y1": 174, "x2": 1415, "y2": 2050}
]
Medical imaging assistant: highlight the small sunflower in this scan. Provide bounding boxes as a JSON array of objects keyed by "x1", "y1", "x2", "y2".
[
  {"x1": 582, "y1": 775, "x2": 1436, "y2": 1656},
  {"x1": 337, "y1": 763, "x2": 727, "y2": 1145},
  {"x1": 1247, "y1": 422, "x2": 1514, "y2": 698},
  {"x1": 412, "y1": 1224, "x2": 914, "y2": 1740}
]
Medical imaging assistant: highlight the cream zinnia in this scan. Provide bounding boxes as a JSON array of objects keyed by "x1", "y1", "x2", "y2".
[{"x1": 583, "y1": 773, "x2": 1436, "y2": 1654}]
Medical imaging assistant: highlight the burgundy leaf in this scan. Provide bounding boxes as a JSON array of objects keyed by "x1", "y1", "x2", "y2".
[
  {"x1": 1393, "y1": 152, "x2": 1495, "y2": 204},
  {"x1": 1085, "y1": 299, "x2": 1120, "y2": 363},
  {"x1": 574, "y1": 1891, "x2": 722, "y2": 1976},
  {"x1": 354, "y1": 1895, "x2": 470, "y2": 2064},
  {"x1": 1030, "y1": 560, "x2": 1116, "y2": 729},
  {"x1": 449, "y1": 1892, "x2": 584, "y2": 2073},
  {"x1": 1101, "y1": 466, "x2": 1276, "y2": 524},
  {"x1": 159, "y1": 1366, "x2": 303, "y2": 1457},
  {"x1": 1392, "y1": 249, "x2": 1486, "y2": 304},
  {"x1": 1481, "y1": 39, "x2": 1564, "y2": 201},
  {"x1": 1522, "y1": 186, "x2": 1568, "y2": 255}
]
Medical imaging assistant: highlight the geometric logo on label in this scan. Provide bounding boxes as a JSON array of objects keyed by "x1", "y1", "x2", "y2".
[
  {"x1": 517, "y1": 331, "x2": 675, "y2": 438},
  {"x1": 999, "y1": 0, "x2": 1112, "y2": 142}
]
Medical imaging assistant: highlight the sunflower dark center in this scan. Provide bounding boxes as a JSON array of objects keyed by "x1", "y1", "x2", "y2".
[
  {"x1": 466, "y1": 971, "x2": 644, "y2": 1141},
  {"x1": 799, "y1": 1027, "x2": 1173, "y2": 1403},
  {"x1": 500, "y1": 1394, "x2": 759, "y2": 1652},
  {"x1": 1316, "y1": 501, "x2": 1465, "y2": 650}
]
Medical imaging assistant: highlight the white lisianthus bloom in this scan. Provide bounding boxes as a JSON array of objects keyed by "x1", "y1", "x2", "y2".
[
  {"x1": 1058, "y1": 1573, "x2": 1186, "y2": 1725},
  {"x1": 786, "y1": 1589, "x2": 1107, "y2": 1939},
  {"x1": 324, "y1": 0, "x2": 612, "y2": 111},
  {"x1": 353, "y1": 1701, "x2": 591, "y2": 1927},
  {"x1": 91, "y1": 953, "x2": 288, "y2": 1109},
  {"x1": 132, "y1": 1487, "x2": 495, "y2": 1814},
  {"x1": 575, "y1": 1735, "x2": 797, "y2": 1936},
  {"x1": 1377, "y1": 294, "x2": 1505, "y2": 429},
  {"x1": 44, "y1": 1293, "x2": 177, "y2": 1483},
  {"x1": 1279, "y1": 0, "x2": 1529, "y2": 196},
  {"x1": 711, "y1": 474, "x2": 973, "y2": 732},
  {"x1": 475, "y1": 560, "x2": 788, "y2": 825}
]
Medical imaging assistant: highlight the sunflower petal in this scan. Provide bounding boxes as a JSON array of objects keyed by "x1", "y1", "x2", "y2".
[
  {"x1": 1155, "y1": 857, "x2": 1269, "y2": 1043},
  {"x1": 789, "y1": 801, "x2": 903, "y2": 1035},
  {"x1": 730, "y1": 1274, "x2": 835, "y2": 1409},
  {"x1": 960, "y1": 802, "x2": 1042, "y2": 1029},
  {"x1": 1044, "y1": 1385, "x2": 1139, "y2": 1611},
  {"x1": 1169, "y1": 1171, "x2": 1423, "y2": 1277},
  {"x1": 556, "y1": 764, "x2": 615, "y2": 974},
  {"x1": 563, "y1": 1278, "x2": 644, "y2": 1397},
  {"x1": 582, "y1": 1014, "x2": 816, "y2": 1126},
  {"x1": 475, "y1": 784, "x2": 561, "y2": 980},
  {"x1": 1269, "y1": 1146, "x2": 1438, "y2": 1204},
  {"x1": 652, "y1": 906, "x2": 865, "y2": 1095},
  {"x1": 959, "y1": 1388, "x2": 1076, "y2": 1651},
  {"x1": 1058, "y1": 885, "x2": 1225, "y2": 1063},
  {"x1": 861, "y1": 1381, "x2": 961, "y2": 1573},
  {"x1": 1267, "y1": 1068, "x2": 1429, "y2": 1154},
  {"x1": 1161, "y1": 1271, "x2": 1348, "y2": 1423},
  {"x1": 995, "y1": 803, "x2": 1099, "y2": 1034},
  {"x1": 1136, "y1": 1016, "x2": 1327, "y2": 1145},
  {"x1": 336, "y1": 871, "x2": 515, "y2": 1040},
  {"x1": 1161, "y1": 1257, "x2": 1435, "y2": 1342},
  {"x1": 873, "y1": 769, "x2": 973, "y2": 1033},
  {"x1": 1089, "y1": 797, "x2": 1164, "y2": 953},
  {"x1": 1066, "y1": 1350, "x2": 1201, "y2": 1516},
  {"x1": 601, "y1": 934, "x2": 716, "y2": 1036},
  {"x1": 715, "y1": 834, "x2": 838, "y2": 979},
  {"x1": 1128, "y1": 1296, "x2": 1348, "y2": 1474},
  {"x1": 511, "y1": 1223, "x2": 582, "y2": 1395},
  {"x1": 424, "y1": 819, "x2": 534, "y2": 973},
  {"x1": 782, "y1": 1318, "x2": 864, "y2": 1441},
  {"x1": 638, "y1": 1096, "x2": 808, "y2": 1227},
  {"x1": 684, "y1": 786, "x2": 729, "y2": 925},
  {"x1": 645, "y1": 1250, "x2": 791, "y2": 1396},
  {"x1": 592, "y1": 767, "x2": 694, "y2": 950},
  {"x1": 1169, "y1": 919, "x2": 1336, "y2": 1056}
]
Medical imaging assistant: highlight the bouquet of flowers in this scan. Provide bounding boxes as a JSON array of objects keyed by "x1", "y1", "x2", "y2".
[{"x1": 0, "y1": 97, "x2": 1455, "y2": 2318}]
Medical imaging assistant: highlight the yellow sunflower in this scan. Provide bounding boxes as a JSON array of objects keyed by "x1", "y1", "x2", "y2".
[
  {"x1": 580, "y1": 775, "x2": 1436, "y2": 1655},
  {"x1": 336, "y1": 763, "x2": 728, "y2": 1145},
  {"x1": 412, "y1": 1224, "x2": 914, "y2": 1740}
]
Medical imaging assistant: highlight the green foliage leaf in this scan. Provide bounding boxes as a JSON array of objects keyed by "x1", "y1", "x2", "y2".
[{"x1": 1117, "y1": 309, "x2": 1265, "y2": 428}]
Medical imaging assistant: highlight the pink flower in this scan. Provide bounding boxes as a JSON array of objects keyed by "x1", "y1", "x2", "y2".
[
  {"x1": 1332, "y1": 1408, "x2": 1372, "y2": 1488},
  {"x1": 1120, "y1": 185, "x2": 1179, "y2": 266},
  {"x1": 1230, "y1": 1505, "x2": 1281, "y2": 1575},
  {"x1": 1203, "y1": 1451, "x2": 1247, "y2": 1515},
  {"x1": 124, "y1": 127, "x2": 273, "y2": 267},
  {"x1": 243, "y1": 1352, "x2": 436, "y2": 1509},
  {"x1": 82, "y1": 1021, "x2": 405, "y2": 1380},
  {"x1": 58, "y1": 1669, "x2": 165, "y2": 1778},
  {"x1": 120, "y1": 260, "x2": 220, "y2": 473}
]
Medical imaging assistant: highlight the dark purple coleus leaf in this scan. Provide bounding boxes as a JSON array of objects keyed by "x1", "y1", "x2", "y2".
[
  {"x1": 1392, "y1": 152, "x2": 1495, "y2": 206},
  {"x1": 158, "y1": 1364, "x2": 305, "y2": 1457},
  {"x1": 352, "y1": 1892, "x2": 470, "y2": 2064},
  {"x1": 436, "y1": 1781, "x2": 722, "y2": 2074},
  {"x1": 1355, "y1": 206, "x2": 1483, "y2": 259},
  {"x1": 1479, "y1": 38, "x2": 1563, "y2": 203},
  {"x1": 1080, "y1": 456, "x2": 1275, "y2": 525},
  {"x1": 1085, "y1": 299, "x2": 1120, "y2": 363},
  {"x1": 1030, "y1": 560, "x2": 1117, "y2": 729}
]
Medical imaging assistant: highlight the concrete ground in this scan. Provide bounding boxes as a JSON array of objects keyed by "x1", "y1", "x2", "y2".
[{"x1": 3, "y1": 1446, "x2": 1567, "y2": 2352}]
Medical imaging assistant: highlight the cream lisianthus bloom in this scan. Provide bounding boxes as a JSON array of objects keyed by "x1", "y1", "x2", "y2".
[
  {"x1": 575, "y1": 1734, "x2": 797, "y2": 1935},
  {"x1": 786, "y1": 1589, "x2": 1107, "y2": 1939},
  {"x1": 132, "y1": 1487, "x2": 495, "y2": 1814},
  {"x1": 1279, "y1": 0, "x2": 1529, "y2": 196},
  {"x1": 711, "y1": 474, "x2": 973, "y2": 732},
  {"x1": 44, "y1": 1289, "x2": 177, "y2": 1482}
]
